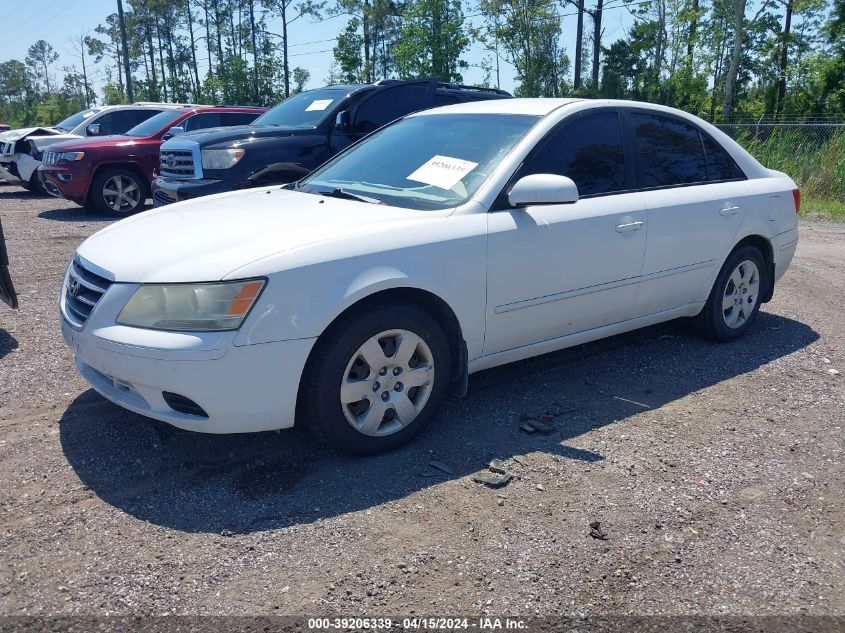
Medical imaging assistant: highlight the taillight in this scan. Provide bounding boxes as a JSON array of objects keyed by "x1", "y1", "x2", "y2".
[{"x1": 792, "y1": 189, "x2": 801, "y2": 214}]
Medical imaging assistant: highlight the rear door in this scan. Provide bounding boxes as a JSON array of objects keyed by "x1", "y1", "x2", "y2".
[
  {"x1": 625, "y1": 110, "x2": 749, "y2": 317},
  {"x1": 0, "y1": 218, "x2": 18, "y2": 309}
]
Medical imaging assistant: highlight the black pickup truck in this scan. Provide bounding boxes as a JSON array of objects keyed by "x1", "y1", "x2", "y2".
[{"x1": 151, "y1": 79, "x2": 510, "y2": 206}]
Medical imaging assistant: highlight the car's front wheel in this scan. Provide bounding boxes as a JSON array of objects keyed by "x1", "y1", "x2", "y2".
[
  {"x1": 90, "y1": 167, "x2": 147, "y2": 215},
  {"x1": 300, "y1": 303, "x2": 451, "y2": 455},
  {"x1": 694, "y1": 244, "x2": 766, "y2": 341}
]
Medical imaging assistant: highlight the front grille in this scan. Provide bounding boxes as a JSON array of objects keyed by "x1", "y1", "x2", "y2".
[
  {"x1": 1, "y1": 142, "x2": 14, "y2": 155},
  {"x1": 63, "y1": 256, "x2": 113, "y2": 327},
  {"x1": 159, "y1": 149, "x2": 196, "y2": 178},
  {"x1": 42, "y1": 151, "x2": 59, "y2": 166}
]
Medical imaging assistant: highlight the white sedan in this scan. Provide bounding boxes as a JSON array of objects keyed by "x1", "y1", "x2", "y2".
[{"x1": 60, "y1": 98, "x2": 800, "y2": 454}]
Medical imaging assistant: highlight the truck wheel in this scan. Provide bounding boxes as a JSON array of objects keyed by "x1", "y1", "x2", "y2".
[{"x1": 90, "y1": 167, "x2": 147, "y2": 215}]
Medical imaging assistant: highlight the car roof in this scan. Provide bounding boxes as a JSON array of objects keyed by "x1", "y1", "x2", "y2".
[{"x1": 412, "y1": 98, "x2": 583, "y2": 117}]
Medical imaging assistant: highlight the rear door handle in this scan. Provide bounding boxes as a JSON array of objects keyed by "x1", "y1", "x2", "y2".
[
  {"x1": 615, "y1": 221, "x2": 644, "y2": 233},
  {"x1": 719, "y1": 205, "x2": 740, "y2": 216}
]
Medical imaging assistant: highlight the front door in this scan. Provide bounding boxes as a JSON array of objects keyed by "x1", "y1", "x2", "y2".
[{"x1": 484, "y1": 110, "x2": 646, "y2": 355}]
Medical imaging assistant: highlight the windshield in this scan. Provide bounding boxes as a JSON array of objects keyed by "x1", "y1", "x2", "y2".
[
  {"x1": 299, "y1": 113, "x2": 539, "y2": 210},
  {"x1": 54, "y1": 108, "x2": 100, "y2": 132},
  {"x1": 124, "y1": 110, "x2": 185, "y2": 137},
  {"x1": 252, "y1": 89, "x2": 347, "y2": 128}
]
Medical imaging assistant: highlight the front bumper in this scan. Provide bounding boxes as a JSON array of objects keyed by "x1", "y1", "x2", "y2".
[
  {"x1": 39, "y1": 163, "x2": 90, "y2": 203},
  {"x1": 152, "y1": 176, "x2": 232, "y2": 206},
  {"x1": 60, "y1": 279, "x2": 316, "y2": 434}
]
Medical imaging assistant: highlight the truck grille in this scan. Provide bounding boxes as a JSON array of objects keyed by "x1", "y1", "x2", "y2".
[
  {"x1": 42, "y1": 151, "x2": 59, "y2": 166},
  {"x1": 63, "y1": 256, "x2": 113, "y2": 327},
  {"x1": 159, "y1": 149, "x2": 196, "y2": 178}
]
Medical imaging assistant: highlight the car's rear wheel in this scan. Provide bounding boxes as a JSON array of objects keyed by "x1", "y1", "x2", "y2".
[
  {"x1": 90, "y1": 167, "x2": 147, "y2": 215},
  {"x1": 694, "y1": 245, "x2": 766, "y2": 341},
  {"x1": 300, "y1": 303, "x2": 451, "y2": 455}
]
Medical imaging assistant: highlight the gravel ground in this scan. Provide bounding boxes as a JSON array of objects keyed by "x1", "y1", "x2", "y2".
[{"x1": 0, "y1": 183, "x2": 843, "y2": 620}]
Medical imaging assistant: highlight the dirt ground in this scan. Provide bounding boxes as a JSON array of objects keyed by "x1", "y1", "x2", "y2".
[{"x1": 0, "y1": 183, "x2": 843, "y2": 622}]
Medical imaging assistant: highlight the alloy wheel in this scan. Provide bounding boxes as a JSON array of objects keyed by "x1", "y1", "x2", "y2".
[{"x1": 102, "y1": 174, "x2": 141, "y2": 212}]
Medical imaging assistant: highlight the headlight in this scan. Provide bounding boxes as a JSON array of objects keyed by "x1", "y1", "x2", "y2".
[
  {"x1": 201, "y1": 148, "x2": 245, "y2": 170},
  {"x1": 116, "y1": 279, "x2": 265, "y2": 331},
  {"x1": 58, "y1": 152, "x2": 85, "y2": 162}
]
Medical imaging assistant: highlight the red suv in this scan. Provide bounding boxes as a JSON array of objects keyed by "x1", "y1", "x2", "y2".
[{"x1": 38, "y1": 106, "x2": 266, "y2": 214}]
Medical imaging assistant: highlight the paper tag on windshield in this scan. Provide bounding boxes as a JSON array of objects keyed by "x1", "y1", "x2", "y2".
[
  {"x1": 305, "y1": 99, "x2": 334, "y2": 111},
  {"x1": 407, "y1": 155, "x2": 478, "y2": 189}
]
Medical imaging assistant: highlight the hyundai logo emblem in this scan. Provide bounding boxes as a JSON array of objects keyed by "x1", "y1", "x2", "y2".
[{"x1": 68, "y1": 276, "x2": 80, "y2": 297}]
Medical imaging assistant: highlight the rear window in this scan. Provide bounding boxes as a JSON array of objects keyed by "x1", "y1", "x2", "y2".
[
  {"x1": 632, "y1": 113, "x2": 708, "y2": 187},
  {"x1": 702, "y1": 134, "x2": 744, "y2": 181}
]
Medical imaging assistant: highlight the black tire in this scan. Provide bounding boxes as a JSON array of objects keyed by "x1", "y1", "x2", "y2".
[
  {"x1": 27, "y1": 172, "x2": 44, "y2": 194},
  {"x1": 693, "y1": 245, "x2": 767, "y2": 341},
  {"x1": 89, "y1": 167, "x2": 147, "y2": 215},
  {"x1": 300, "y1": 303, "x2": 452, "y2": 455}
]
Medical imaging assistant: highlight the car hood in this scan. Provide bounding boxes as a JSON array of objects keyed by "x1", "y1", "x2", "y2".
[
  {"x1": 30, "y1": 133, "x2": 84, "y2": 151},
  {"x1": 0, "y1": 126, "x2": 61, "y2": 142},
  {"x1": 77, "y1": 187, "x2": 442, "y2": 283},
  {"x1": 46, "y1": 135, "x2": 145, "y2": 152},
  {"x1": 182, "y1": 124, "x2": 305, "y2": 148}
]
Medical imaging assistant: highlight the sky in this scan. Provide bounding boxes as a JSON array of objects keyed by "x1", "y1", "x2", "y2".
[{"x1": 0, "y1": 0, "x2": 639, "y2": 100}]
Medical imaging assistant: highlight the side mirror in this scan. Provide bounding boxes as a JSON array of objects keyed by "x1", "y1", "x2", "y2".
[
  {"x1": 162, "y1": 126, "x2": 185, "y2": 141},
  {"x1": 334, "y1": 110, "x2": 350, "y2": 132},
  {"x1": 86, "y1": 123, "x2": 101, "y2": 136},
  {"x1": 508, "y1": 174, "x2": 579, "y2": 207}
]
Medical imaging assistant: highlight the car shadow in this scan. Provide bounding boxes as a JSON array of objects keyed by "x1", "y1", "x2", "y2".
[
  {"x1": 0, "y1": 187, "x2": 49, "y2": 200},
  {"x1": 38, "y1": 203, "x2": 153, "y2": 222},
  {"x1": 59, "y1": 312, "x2": 818, "y2": 534},
  {"x1": 0, "y1": 328, "x2": 18, "y2": 359}
]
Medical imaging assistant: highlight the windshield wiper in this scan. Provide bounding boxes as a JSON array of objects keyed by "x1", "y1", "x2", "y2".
[{"x1": 318, "y1": 188, "x2": 383, "y2": 205}]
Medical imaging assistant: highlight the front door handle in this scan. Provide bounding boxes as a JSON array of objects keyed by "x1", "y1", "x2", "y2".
[
  {"x1": 615, "y1": 220, "x2": 644, "y2": 233},
  {"x1": 719, "y1": 205, "x2": 740, "y2": 216}
]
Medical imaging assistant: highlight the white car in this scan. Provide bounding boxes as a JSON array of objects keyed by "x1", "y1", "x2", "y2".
[
  {"x1": 60, "y1": 98, "x2": 800, "y2": 454},
  {"x1": 0, "y1": 104, "x2": 174, "y2": 191}
]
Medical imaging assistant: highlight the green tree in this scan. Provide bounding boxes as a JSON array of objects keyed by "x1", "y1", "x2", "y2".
[
  {"x1": 394, "y1": 0, "x2": 469, "y2": 81},
  {"x1": 25, "y1": 40, "x2": 59, "y2": 94}
]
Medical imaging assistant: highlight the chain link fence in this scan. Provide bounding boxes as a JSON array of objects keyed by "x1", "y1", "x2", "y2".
[{"x1": 715, "y1": 122, "x2": 845, "y2": 145}]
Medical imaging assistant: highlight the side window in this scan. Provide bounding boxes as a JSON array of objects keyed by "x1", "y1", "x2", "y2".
[
  {"x1": 109, "y1": 110, "x2": 145, "y2": 134},
  {"x1": 632, "y1": 113, "x2": 708, "y2": 187},
  {"x1": 221, "y1": 112, "x2": 260, "y2": 126},
  {"x1": 91, "y1": 112, "x2": 117, "y2": 135},
  {"x1": 132, "y1": 109, "x2": 162, "y2": 127},
  {"x1": 352, "y1": 83, "x2": 430, "y2": 134},
  {"x1": 184, "y1": 112, "x2": 222, "y2": 132},
  {"x1": 519, "y1": 112, "x2": 627, "y2": 197},
  {"x1": 702, "y1": 134, "x2": 743, "y2": 181}
]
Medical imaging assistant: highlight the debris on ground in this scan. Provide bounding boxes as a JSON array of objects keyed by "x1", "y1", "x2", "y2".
[
  {"x1": 589, "y1": 521, "x2": 609, "y2": 540},
  {"x1": 472, "y1": 472, "x2": 513, "y2": 488},
  {"x1": 488, "y1": 458, "x2": 508, "y2": 474}
]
